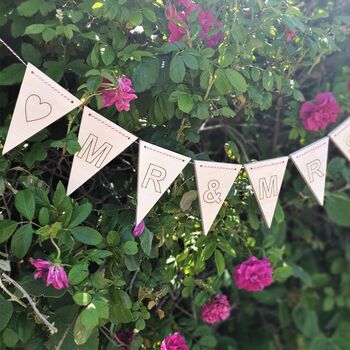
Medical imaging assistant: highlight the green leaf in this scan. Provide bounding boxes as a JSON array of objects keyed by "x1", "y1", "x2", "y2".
[
  {"x1": 71, "y1": 227, "x2": 103, "y2": 246},
  {"x1": 0, "y1": 294, "x2": 13, "y2": 331},
  {"x1": 178, "y1": 93, "x2": 193, "y2": 113},
  {"x1": 132, "y1": 57, "x2": 160, "y2": 92},
  {"x1": 11, "y1": 224, "x2": 33, "y2": 259},
  {"x1": 68, "y1": 262, "x2": 89, "y2": 285},
  {"x1": 42, "y1": 27, "x2": 56, "y2": 42},
  {"x1": 129, "y1": 10, "x2": 143, "y2": 26},
  {"x1": 292, "y1": 305, "x2": 320, "y2": 338},
  {"x1": 140, "y1": 228, "x2": 153, "y2": 256},
  {"x1": 110, "y1": 290, "x2": 133, "y2": 324},
  {"x1": 180, "y1": 190, "x2": 197, "y2": 211},
  {"x1": 74, "y1": 311, "x2": 94, "y2": 345},
  {"x1": 69, "y1": 203, "x2": 93, "y2": 228},
  {"x1": 38, "y1": 207, "x2": 49, "y2": 226},
  {"x1": 262, "y1": 70, "x2": 274, "y2": 91},
  {"x1": 99, "y1": 44, "x2": 115, "y2": 65},
  {"x1": 0, "y1": 220, "x2": 18, "y2": 244},
  {"x1": 17, "y1": 0, "x2": 43, "y2": 17},
  {"x1": 225, "y1": 69, "x2": 247, "y2": 92},
  {"x1": 21, "y1": 43, "x2": 42, "y2": 66},
  {"x1": 182, "y1": 51, "x2": 199, "y2": 70},
  {"x1": 15, "y1": 189, "x2": 35, "y2": 220},
  {"x1": 325, "y1": 193, "x2": 350, "y2": 227},
  {"x1": 3, "y1": 328, "x2": 19, "y2": 348},
  {"x1": 143, "y1": 8, "x2": 156, "y2": 22},
  {"x1": 122, "y1": 241, "x2": 138, "y2": 255},
  {"x1": 0, "y1": 63, "x2": 25, "y2": 86},
  {"x1": 170, "y1": 55, "x2": 185, "y2": 83},
  {"x1": 73, "y1": 292, "x2": 92, "y2": 306},
  {"x1": 214, "y1": 250, "x2": 225, "y2": 276},
  {"x1": 25, "y1": 24, "x2": 46, "y2": 35}
]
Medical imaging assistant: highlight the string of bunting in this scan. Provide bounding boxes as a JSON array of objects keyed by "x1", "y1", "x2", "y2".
[{"x1": 2, "y1": 39, "x2": 350, "y2": 235}]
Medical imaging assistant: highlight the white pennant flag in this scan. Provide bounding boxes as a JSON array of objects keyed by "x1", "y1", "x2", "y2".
[
  {"x1": 67, "y1": 107, "x2": 138, "y2": 195},
  {"x1": 136, "y1": 141, "x2": 191, "y2": 225},
  {"x1": 244, "y1": 157, "x2": 288, "y2": 228},
  {"x1": 3, "y1": 63, "x2": 81, "y2": 154},
  {"x1": 290, "y1": 137, "x2": 329, "y2": 206},
  {"x1": 328, "y1": 117, "x2": 350, "y2": 162},
  {"x1": 194, "y1": 160, "x2": 242, "y2": 235}
]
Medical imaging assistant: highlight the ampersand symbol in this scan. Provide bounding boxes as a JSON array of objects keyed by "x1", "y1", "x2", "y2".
[{"x1": 203, "y1": 180, "x2": 222, "y2": 204}]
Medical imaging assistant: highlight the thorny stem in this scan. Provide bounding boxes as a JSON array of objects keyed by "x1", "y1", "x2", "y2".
[
  {"x1": 0, "y1": 277, "x2": 27, "y2": 308},
  {"x1": 2, "y1": 273, "x2": 58, "y2": 334}
]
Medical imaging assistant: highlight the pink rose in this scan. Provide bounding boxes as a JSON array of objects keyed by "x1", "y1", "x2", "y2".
[
  {"x1": 133, "y1": 220, "x2": 145, "y2": 237},
  {"x1": 233, "y1": 256, "x2": 273, "y2": 292},
  {"x1": 100, "y1": 76, "x2": 137, "y2": 112},
  {"x1": 161, "y1": 332, "x2": 189, "y2": 350},
  {"x1": 30, "y1": 258, "x2": 69, "y2": 290},
  {"x1": 165, "y1": 1, "x2": 223, "y2": 48},
  {"x1": 201, "y1": 294, "x2": 230, "y2": 324},
  {"x1": 300, "y1": 92, "x2": 340, "y2": 131},
  {"x1": 285, "y1": 28, "x2": 299, "y2": 43},
  {"x1": 115, "y1": 330, "x2": 134, "y2": 350}
]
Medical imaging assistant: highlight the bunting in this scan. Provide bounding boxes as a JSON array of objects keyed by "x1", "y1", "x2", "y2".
[
  {"x1": 2, "y1": 62, "x2": 349, "y2": 233},
  {"x1": 3, "y1": 63, "x2": 81, "y2": 154}
]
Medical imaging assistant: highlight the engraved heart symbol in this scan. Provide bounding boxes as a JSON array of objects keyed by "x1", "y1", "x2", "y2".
[{"x1": 25, "y1": 94, "x2": 52, "y2": 122}]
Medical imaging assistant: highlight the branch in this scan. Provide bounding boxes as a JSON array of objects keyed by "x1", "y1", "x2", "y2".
[{"x1": 1, "y1": 273, "x2": 58, "y2": 335}]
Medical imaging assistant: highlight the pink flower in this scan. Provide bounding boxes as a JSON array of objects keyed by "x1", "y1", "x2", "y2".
[
  {"x1": 133, "y1": 220, "x2": 145, "y2": 237},
  {"x1": 115, "y1": 330, "x2": 134, "y2": 350},
  {"x1": 161, "y1": 332, "x2": 189, "y2": 350},
  {"x1": 233, "y1": 256, "x2": 273, "y2": 292},
  {"x1": 165, "y1": 1, "x2": 223, "y2": 47},
  {"x1": 100, "y1": 77, "x2": 137, "y2": 112},
  {"x1": 300, "y1": 92, "x2": 340, "y2": 131},
  {"x1": 30, "y1": 258, "x2": 69, "y2": 290},
  {"x1": 285, "y1": 28, "x2": 299, "y2": 43},
  {"x1": 201, "y1": 294, "x2": 230, "y2": 324}
]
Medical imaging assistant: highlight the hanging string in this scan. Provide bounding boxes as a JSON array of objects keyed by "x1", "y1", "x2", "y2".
[{"x1": 0, "y1": 37, "x2": 27, "y2": 66}]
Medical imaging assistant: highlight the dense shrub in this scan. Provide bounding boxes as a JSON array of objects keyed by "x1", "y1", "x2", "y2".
[{"x1": 0, "y1": 0, "x2": 350, "y2": 349}]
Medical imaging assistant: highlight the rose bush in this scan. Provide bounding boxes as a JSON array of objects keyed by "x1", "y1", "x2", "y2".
[{"x1": 0, "y1": 0, "x2": 350, "y2": 349}]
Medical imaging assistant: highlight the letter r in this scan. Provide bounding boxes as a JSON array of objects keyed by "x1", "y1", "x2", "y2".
[
  {"x1": 141, "y1": 163, "x2": 167, "y2": 193},
  {"x1": 306, "y1": 159, "x2": 324, "y2": 183}
]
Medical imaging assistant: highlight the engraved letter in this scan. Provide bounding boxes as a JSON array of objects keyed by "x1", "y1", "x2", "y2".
[
  {"x1": 259, "y1": 175, "x2": 278, "y2": 200},
  {"x1": 141, "y1": 163, "x2": 167, "y2": 193},
  {"x1": 306, "y1": 159, "x2": 324, "y2": 183},
  {"x1": 77, "y1": 133, "x2": 113, "y2": 168}
]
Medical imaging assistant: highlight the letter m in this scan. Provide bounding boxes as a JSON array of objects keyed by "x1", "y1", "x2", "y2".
[
  {"x1": 258, "y1": 175, "x2": 278, "y2": 200},
  {"x1": 77, "y1": 133, "x2": 113, "y2": 168}
]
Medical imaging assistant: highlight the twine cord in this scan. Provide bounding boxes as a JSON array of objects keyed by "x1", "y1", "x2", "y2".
[{"x1": 0, "y1": 37, "x2": 27, "y2": 66}]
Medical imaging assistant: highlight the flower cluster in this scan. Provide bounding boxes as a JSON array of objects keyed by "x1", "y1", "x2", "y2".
[
  {"x1": 161, "y1": 332, "x2": 189, "y2": 350},
  {"x1": 100, "y1": 77, "x2": 137, "y2": 112},
  {"x1": 233, "y1": 256, "x2": 273, "y2": 292},
  {"x1": 166, "y1": 0, "x2": 223, "y2": 48},
  {"x1": 300, "y1": 92, "x2": 340, "y2": 131},
  {"x1": 201, "y1": 294, "x2": 231, "y2": 324},
  {"x1": 30, "y1": 258, "x2": 69, "y2": 290}
]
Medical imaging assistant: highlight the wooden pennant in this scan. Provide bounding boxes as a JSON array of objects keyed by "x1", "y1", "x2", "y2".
[
  {"x1": 244, "y1": 157, "x2": 288, "y2": 228},
  {"x1": 136, "y1": 141, "x2": 191, "y2": 225},
  {"x1": 67, "y1": 107, "x2": 138, "y2": 195},
  {"x1": 289, "y1": 137, "x2": 329, "y2": 205},
  {"x1": 3, "y1": 63, "x2": 81, "y2": 154},
  {"x1": 194, "y1": 160, "x2": 242, "y2": 235},
  {"x1": 328, "y1": 117, "x2": 350, "y2": 162}
]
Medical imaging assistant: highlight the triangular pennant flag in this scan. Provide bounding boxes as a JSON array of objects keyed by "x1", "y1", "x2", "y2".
[
  {"x1": 290, "y1": 137, "x2": 329, "y2": 206},
  {"x1": 328, "y1": 117, "x2": 350, "y2": 162},
  {"x1": 136, "y1": 140, "x2": 191, "y2": 224},
  {"x1": 67, "y1": 107, "x2": 138, "y2": 195},
  {"x1": 244, "y1": 157, "x2": 288, "y2": 228},
  {"x1": 194, "y1": 160, "x2": 242, "y2": 235},
  {"x1": 3, "y1": 63, "x2": 81, "y2": 154}
]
